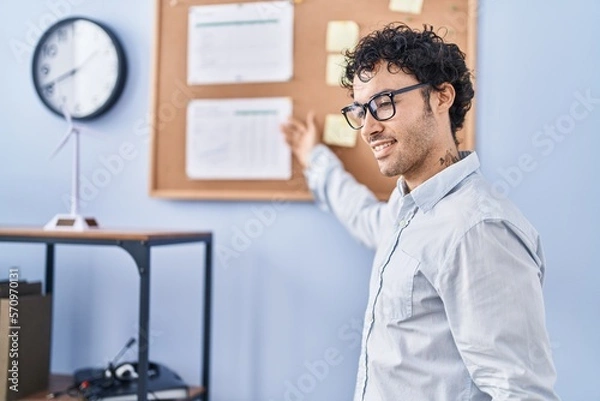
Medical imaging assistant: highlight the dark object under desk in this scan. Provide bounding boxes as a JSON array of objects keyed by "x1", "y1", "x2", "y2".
[{"x1": 0, "y1": 227, "x2": 213, "y2": 401}]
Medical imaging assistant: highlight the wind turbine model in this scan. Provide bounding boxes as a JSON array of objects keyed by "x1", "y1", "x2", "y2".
[{"x1": 44, "y1": 104, "x2": 99, "y2": 231}]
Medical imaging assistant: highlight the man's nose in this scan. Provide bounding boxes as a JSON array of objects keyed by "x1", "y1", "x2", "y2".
[{"x1": 361, "y1": 111, "x2": 383, "y2": 142}]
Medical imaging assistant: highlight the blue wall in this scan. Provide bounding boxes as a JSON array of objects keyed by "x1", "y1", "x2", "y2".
[{"x1": 0, "y1": 1, "x2": 598, "y2": 400}]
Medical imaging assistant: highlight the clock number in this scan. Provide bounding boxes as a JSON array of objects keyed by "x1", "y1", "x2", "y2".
[
  {"x1": 44, "y1": 84, "x2": 55, "y2": 98},
  {"x1": 40, "y1": 64, "x2": 50, "y2": 76},
  {"x1": 57, "y1": 28, "x2": 68, "y2": 42},
  {"x1": 43, "y1": 44, "x2": 57, "y2": 58}
]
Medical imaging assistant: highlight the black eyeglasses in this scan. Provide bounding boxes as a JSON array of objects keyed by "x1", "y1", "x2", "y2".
[{"x1": 340, "y1": 83, "x2": 429, "y2": 130}]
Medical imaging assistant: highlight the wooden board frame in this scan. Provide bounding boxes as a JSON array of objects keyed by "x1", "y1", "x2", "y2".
[{"x1": 149, "y1": 0, "x2": 478, "y2": 201}]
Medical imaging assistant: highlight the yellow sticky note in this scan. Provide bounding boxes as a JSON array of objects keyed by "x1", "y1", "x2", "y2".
[
  {"x1": 326, "y1": 54, "x2": 346, "y2": 86},
  {"x1": 323, "y1": 114, "x2": 358, "y2": 148},
  {"x1": 389, "y1": 0, "x2": 424, "y2": 14},
  {"x1": 326, "y1": 21, "x2": 360, "y2": 52}
]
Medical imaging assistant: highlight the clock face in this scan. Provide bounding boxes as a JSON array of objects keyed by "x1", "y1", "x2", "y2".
[{"x1": 32, "y1": 17, "x2": 126, "y2": 120}]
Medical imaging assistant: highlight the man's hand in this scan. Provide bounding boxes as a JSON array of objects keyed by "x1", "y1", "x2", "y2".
[{"x1": 280, "y1": 111, "x2": 320, "y2": 169}]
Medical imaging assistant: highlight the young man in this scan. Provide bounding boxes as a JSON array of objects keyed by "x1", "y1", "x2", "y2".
[{"x1": 281, "y1": 23, "x2": 560, "y2": 400}]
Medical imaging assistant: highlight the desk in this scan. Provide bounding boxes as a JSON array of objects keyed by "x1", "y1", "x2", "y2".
[{"x1": 0, "y1": 227, "x2": 213, "y2": 401}]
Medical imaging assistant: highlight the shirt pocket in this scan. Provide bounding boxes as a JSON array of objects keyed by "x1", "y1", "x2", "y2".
[{"x1": 378, "y1": 249, "x2": 419, "y2": 322}]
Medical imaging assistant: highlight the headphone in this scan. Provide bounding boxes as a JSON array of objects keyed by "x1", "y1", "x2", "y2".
[
  {"x1": 48, "y1": 339, "x2": 165, "y2": 399},
  {"x1": 114, "y1": 363, "x2": 138, "y2": 381},
  {"x1": 108, "y1": 361, "x2": 160, "y2": 382}
]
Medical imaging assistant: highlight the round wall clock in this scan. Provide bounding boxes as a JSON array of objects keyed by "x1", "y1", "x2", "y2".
[{"x1": 31, "y1": 17, "x2": 127, "y2": 120}]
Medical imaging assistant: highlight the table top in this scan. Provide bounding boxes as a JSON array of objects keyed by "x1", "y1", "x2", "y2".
[{"x1": 0, "y1": 226, "x2": 212, "y2": 245}]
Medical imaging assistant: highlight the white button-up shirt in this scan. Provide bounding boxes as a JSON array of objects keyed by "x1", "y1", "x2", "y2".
[{"x1": 305, "y1": 145, "x2": 560, "y2": 401}]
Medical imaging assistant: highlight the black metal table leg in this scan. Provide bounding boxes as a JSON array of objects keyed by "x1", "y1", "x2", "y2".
[
  {"x1": 45, "y1": 244, "x2": 55, "y2": 294},
  {"x1": 122, "y1": 241, "x2": 151, "y2": 401},
  {"x1": 202, "y1": 239, "x2": 213, "y2": 401}
]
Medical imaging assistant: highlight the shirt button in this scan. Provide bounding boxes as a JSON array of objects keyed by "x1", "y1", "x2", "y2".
[{"x1": 399, "y1": 219, "x2": 408, "y2": 228}]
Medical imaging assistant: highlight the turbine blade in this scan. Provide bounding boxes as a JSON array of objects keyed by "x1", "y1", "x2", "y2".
[
  {"x1": 73, "y1": 124, "x2": 105, "y2": 137},
  {"x1": 49, "y1": 128, "x2": 74, "y2": 159},
  {"x1": 59, "y1": 103, "x2": 72, "y2": 125}
]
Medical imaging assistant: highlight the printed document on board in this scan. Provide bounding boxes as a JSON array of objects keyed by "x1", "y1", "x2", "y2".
[
  {"x1": 186, "y1": 97, "x2": 292, "y2": 180},
  {"x1": 187, "y1": 1, "x2": 294, "y2": 85}
]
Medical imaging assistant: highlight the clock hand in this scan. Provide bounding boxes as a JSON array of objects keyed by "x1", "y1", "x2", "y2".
[
  {"x1": 44, "y1": 68, "x2": 77, "y2": 87},
  {"x1": 42, "y1": 50, "x2": 100, "y2": 88}
]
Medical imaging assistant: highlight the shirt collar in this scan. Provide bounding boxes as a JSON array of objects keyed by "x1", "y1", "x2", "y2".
[{"x1": 396, "y1": 151, "x2": 480, "y2": 213}]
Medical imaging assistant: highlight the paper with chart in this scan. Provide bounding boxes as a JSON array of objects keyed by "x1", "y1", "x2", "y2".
[
  {"x1": 187, "y1": 1, "x2": 294, "y2": 85},
  {"x1": 186, "y1": 97, "x2": 292, "y2": 180}
]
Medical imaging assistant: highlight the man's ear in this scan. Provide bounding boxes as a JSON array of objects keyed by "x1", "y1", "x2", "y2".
[{"x1": 432, "y1": 82, "x2": 455, "y2": 113}]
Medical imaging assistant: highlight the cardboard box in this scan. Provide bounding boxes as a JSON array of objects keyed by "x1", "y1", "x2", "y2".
[{"x1": 0, "y1": 283, "x2": 52, "y2": 400}]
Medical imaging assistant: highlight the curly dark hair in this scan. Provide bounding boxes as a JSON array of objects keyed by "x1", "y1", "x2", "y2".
[{"x1": 342, "y1": 23, "x2": 474, "y2": 141}]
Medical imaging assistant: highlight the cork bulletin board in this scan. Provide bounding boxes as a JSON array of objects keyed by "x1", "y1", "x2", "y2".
[{"x1": 149, "y1": 0, "x2": 477, "y2": 201}]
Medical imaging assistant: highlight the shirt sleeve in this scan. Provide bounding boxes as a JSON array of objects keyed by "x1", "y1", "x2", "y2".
[
  {"x1": 303, "y1": 144, "x2": 390, "y2": 250},
  {"x1": 437, "y1": 219, "x2": 560, "y2": 400}
]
